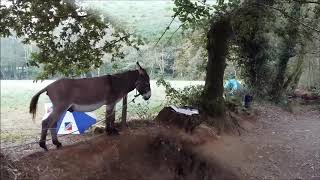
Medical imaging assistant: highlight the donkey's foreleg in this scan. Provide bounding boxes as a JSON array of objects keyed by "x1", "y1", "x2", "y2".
[{"x1": 105, "y1": 106, "x2": 119, "y2": 135}]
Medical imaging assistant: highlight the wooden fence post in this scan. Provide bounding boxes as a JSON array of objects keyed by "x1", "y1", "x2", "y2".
[{"x1": 121, "y1": 95, "x2": 128, "y2": 128}]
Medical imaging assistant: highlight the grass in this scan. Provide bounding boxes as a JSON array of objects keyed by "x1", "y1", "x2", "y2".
[{"x1": 0, "y1": 79, "x2": 203, "y2": 145}]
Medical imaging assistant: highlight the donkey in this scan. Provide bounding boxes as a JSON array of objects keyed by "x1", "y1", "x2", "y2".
[{"x1": 29, "y1": 62, "x2": 151, "y2": 151}]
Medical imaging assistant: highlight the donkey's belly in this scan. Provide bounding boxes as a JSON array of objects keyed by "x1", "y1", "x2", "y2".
[{"x1": 71, "y1": 102, "x2": 105, "y2": 112}]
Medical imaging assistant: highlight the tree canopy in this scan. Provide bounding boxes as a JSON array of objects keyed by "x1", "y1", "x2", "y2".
[
  {"x1": 0, "y1": 0, "x2": 143, "y2": 79},
  {"x1": 172, "y1": 0, "x2": 319, "y2": 96}
]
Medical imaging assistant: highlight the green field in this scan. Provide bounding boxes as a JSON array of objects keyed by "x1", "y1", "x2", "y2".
[
  {"x1": 0, "y1": 79, "x2": 203, "y2": 145},
  {"x1": 83, "y1": 1, "x2": 181, "y2": 40}
]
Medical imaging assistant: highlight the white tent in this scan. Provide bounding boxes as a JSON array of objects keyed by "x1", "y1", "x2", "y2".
[{"x1": 42, "y1": 103, "x2": 97, "y2": 134}]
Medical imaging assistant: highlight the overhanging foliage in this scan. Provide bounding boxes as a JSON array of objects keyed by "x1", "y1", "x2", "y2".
[{"x1": 0, "y1": 0, "x2": 143, "y2": 79}]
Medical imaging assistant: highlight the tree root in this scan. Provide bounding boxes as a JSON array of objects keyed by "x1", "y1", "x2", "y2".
[{"x1": 204, "y1": 111, "x2": 246, "y2": 136}]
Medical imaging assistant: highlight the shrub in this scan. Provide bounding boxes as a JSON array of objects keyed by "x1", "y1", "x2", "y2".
[{"x1": 156, "y1": 78, "x2": 203, "y2": 108}]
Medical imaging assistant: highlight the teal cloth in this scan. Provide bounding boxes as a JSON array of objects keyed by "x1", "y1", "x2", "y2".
[{"x1": 224, "y1": 79, "x2": 242, "y2": 95}]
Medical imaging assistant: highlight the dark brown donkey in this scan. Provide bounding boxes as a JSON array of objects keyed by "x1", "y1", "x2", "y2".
[{"x1": 29, "y1": 62, "x2": 151, "y2": 151}]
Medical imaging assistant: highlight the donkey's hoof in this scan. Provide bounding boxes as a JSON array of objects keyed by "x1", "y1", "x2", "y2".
[
  {"x1": 53, "y1": 141, "x2": 62, "y2": 149},
  {"x1": 106, "y1": 127, "x2": 119, "y2": 135},
  {"x1": 39, "y1": 141, "x2": 48, "y2": 151}
]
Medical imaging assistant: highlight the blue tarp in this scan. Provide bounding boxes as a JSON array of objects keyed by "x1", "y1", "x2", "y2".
[
  {"x1": 55, "y1": 111, "x2": 96, "y2": 134},
  {"x1": 43, "y1": 103, "x2": 96, "y2": 134},
  {"x1": 224, "y1": 79, "x2": 242, "y2": 95}
]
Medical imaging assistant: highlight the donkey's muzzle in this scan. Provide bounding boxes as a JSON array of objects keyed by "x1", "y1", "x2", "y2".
[{"x1": 142, "y1": 91, "x2": 151, "y2": 100}]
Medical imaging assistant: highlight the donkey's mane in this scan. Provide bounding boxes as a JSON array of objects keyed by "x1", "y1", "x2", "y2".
[{"x1": 109, "y1": 70, "x2": 139, "y2": 78}]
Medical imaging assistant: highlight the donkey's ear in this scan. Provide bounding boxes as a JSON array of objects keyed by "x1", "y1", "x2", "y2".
[
  {"x1": 136, "y1": 62, "x2": 144, "y2": 74},
  {"x1": 136, "y1": 62, "x2": 142, "y2": 69}
]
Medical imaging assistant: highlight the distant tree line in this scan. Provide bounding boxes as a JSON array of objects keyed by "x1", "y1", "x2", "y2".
[{"x1": 0, "y1": 36, "x2": 207, "y2": 80}]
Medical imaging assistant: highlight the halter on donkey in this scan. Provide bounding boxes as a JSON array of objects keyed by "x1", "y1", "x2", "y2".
[{"x1": 29, "y1": 62, "x2": 151, "y2": 151}]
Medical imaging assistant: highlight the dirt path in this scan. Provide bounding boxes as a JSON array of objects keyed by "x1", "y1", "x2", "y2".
[{"x1": 197, "y1": 104, "x2": 320, "y2": 180}]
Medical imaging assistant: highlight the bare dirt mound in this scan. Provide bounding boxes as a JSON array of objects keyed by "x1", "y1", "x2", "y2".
[
  {"x1": 15, "y1": 126, "x2": 239, "y2": 180},
  {"x1": 3, "y1": 104, "x2": 319, "y2": 179},
  {"x1": 0, "y1": 153, "x2": 19, "y2": 180}
]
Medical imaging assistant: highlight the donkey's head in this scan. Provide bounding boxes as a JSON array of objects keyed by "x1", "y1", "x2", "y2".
[{"x1": 135, "y1": 62, "x2": 151, "y2": 100}]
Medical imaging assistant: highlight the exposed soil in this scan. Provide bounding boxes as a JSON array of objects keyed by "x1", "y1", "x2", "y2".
[
  {"x1": 240, "y1": 104, "x2": 320, "y2": 179},
  {"x1": 198, "y1": 103, "x2": 320, "y2": 180},
  {"x1": 11, "y1": 125, "x2": 238, "y2": 180},
  {"x1": 1, "y1": 103, "x2": 320, "y2": 180}
]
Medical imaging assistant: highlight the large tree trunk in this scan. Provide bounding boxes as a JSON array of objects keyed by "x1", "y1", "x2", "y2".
[
  {"x1": 271, "y1": 2, "x2": 301, "y2": 100},
  {"x1": 283, "y1": 44, "x2": 306, "y2": 93},
  {"x1": 233, "y1": 0, "x2": 276, "y2": 96},
  {"x1": 201, "y1": 18, "x2": 233, "y2": 117}
]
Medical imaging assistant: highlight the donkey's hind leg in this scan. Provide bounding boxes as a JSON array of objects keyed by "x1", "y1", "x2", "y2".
[
  {"x1": 39, "y1": 117, "x2": 50, "y2": 151},
  {"x1": 50, "y1": 121, "x2": 62, "y2": 149}
]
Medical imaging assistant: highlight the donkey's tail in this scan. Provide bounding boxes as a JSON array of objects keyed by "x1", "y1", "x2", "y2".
[{"x1": 30, "y1": 87, "x2": 47, "y2": 120}]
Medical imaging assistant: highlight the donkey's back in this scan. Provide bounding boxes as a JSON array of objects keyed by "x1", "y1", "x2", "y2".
[{"x1": 46, "y1": 76, "x2": 111, "y2": 105}]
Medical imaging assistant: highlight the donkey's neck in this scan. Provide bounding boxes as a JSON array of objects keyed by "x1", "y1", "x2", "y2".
[{"x1": 109, "y1": 70, "x2": 139, "y2": 97}]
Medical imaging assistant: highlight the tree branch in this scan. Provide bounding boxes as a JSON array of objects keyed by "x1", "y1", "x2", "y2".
[
  {"x1": 254, "y1": 3, "x2": 320, "y2": 34},
  {"x1": 291, "y1": 0, "x2": 320, "y2": 5},
  {"x1": 55, "y1": 13, "x2": 90, "y2": 19},
  {"x1": 103, "y1": 33, "x2": 131, "y2": 49}
]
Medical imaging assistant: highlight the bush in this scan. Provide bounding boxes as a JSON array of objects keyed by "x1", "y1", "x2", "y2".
[
  {"x1": 131, "y1": 102, "x2": 163, "y2": 120},
  {"x1": 156, "y1": 78, "x2": 203, "y2": 108}
]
